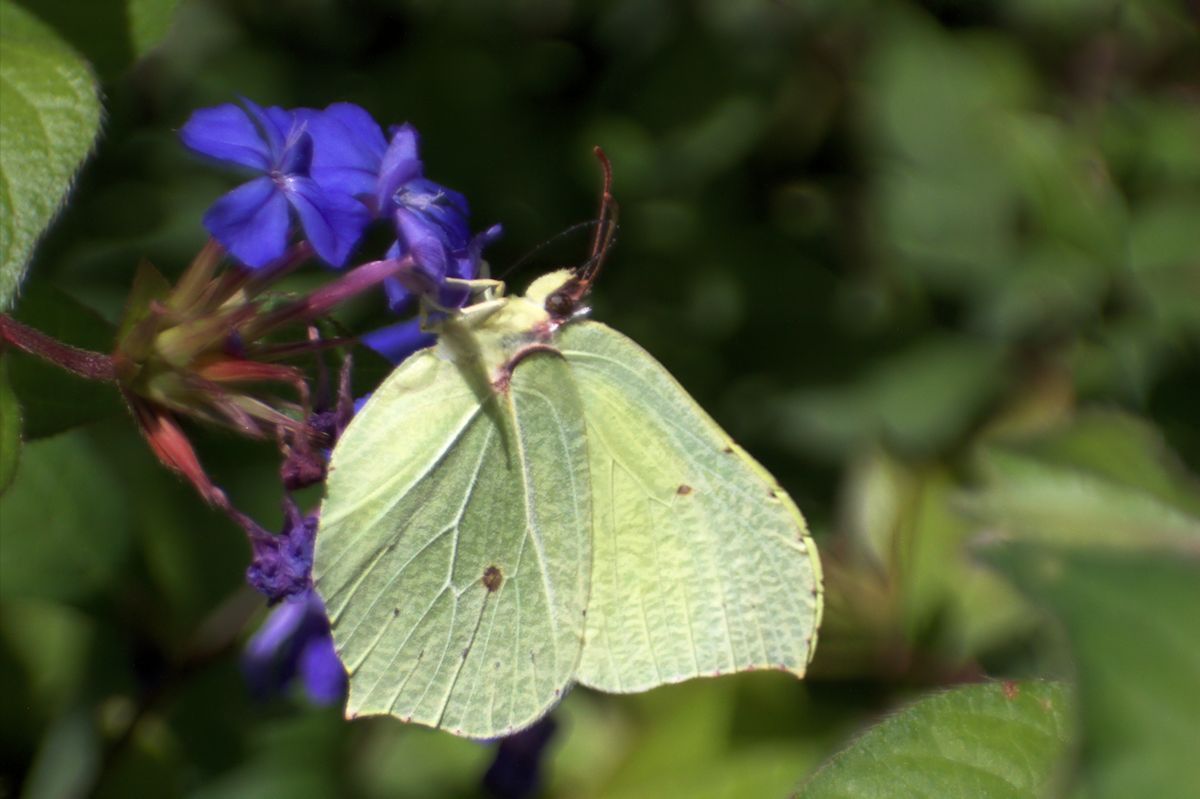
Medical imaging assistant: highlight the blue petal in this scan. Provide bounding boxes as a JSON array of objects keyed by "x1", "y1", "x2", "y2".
[
  {"x1": 278, "y1": 128, "x2": 314, "y2": 176},
  {"x1": 246, "y1": 596, "x2": 307, "y2": 661},
  {"x1": 380, "y1": 240, "x2": 417, "y2": 312},
  {"x1": 455, "y1": 223, "x2": 504, "y2": 282},
  {"x1": 383, "y1": 276, "x2": 414, "y2": 313},
  {"x1": 396, "y1": 177, "x2": 471, "y2": 249},
  {"x1": 180, "y1": 104, "x2": 271, "y2": 171},
  {"x1": 376, "y1": 123, "x2": 424, "y2": 211},
  {"x1": 285, "y1": 177, "x2": 372, "y2": 268},
  {"x1": 306, "y1": 103, "x2": 387, "y2": 200},
  {"x1": 203, "y1": 176, "x2": 291, "y2": 268},
  {"x1": 241, "y1": 595, "x2": 306, "y2": 697},
  {"x1": 241, "y1": 98, "x2": 292, "y2": 166},
  {"x1": 263, "y1": 105, "x2": 296, "y2": 144},
  {"x1": 483, "y1": 717, "x2": 558, "y2": 799},
  {"x1": 362, "y1": 318, "x2": 434, "y2": 363},
  {"x1": 395, "y1": 207, "x2": 450, "y2": 282},
  {"x1": 298, "y1": 628, "x2": 347, "y2": 706}
]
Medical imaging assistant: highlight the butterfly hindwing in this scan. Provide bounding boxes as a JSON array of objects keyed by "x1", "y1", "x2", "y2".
[
  {"x1": 556, "y1": 321, "x2": 823, "y2": 692},
  {"x1": 315, "y1": 347, "x2": 591, "y2": 737}
]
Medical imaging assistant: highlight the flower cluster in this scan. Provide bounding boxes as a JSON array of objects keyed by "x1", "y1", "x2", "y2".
[{"x1": 181, "y1": 98, "x2": 500, "y2": 363}]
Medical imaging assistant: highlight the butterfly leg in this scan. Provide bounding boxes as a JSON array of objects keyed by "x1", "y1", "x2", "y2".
[
  {"x1": 444, "y1": 277, "x2": 507, "y2": 302},
  {"x1": 453, "y1": 297, "x2": 507, "y2": 326}
]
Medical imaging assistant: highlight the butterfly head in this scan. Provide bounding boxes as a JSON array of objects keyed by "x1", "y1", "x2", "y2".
[{"x1": 539, "y1": 146, "x2": 618, "y2": 324}]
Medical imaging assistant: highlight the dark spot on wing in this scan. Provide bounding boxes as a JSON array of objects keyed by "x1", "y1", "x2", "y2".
[
  {"x1": 722, "y1": 446, "x2": 734, "y2": 454},
  {"x1": 676, "y1": 484, "x2": 693, "y2": 495},
  {"x1": 462, "y1": 648, "x2": 470, "y2": 659},
  {"x1": 482, "y1": 565, "x2": 503, "y2": 592},
  {"x1": 393, "y1": 608, "x2": 399, "y2": 617}
]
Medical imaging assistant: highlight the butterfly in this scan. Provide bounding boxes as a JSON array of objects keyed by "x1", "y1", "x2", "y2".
[{"x1": 314, "y1": 149, "x2": 823, "y2": 738}]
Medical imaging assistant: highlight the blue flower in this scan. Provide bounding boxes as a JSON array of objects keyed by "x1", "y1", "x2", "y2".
[
  {"x1": 483, "y1": 716, "x2": 558, "y2": 799},
  {"x1": 363, "y1": 224, "x2": 503, "y2": 365},
  {"x1": 299, "y1": 102, "x2": 388, "y2": 201},
  {"x1": 181, "y1": 99, "x2": 371, "y2": 269},
  {"x1": 316, "y1": 110, "x2": 505, "y2": 304},
  {"x1": 242, "y1": 588, "x2": 346, "y2": 706},
  {"x1": 372, "y1": 125, "x2": 502, "y2": 313},
  {"x1": 361, "y1": 318, "x2": 434, "y2": 364}
]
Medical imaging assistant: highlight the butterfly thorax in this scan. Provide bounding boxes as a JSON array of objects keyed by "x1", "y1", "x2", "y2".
[{"x1": 432, "y1": 269, "x2": 578, "y2": 387}]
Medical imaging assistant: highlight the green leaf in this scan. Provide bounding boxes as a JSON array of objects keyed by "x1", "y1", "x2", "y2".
[
  {"x1": 797, "y1": 681, "x2": 1071, "y2": 798},
  {"x1": 21, "y1": 708, "x2": 101, "y2": 799},
  {"x1": 0, "y1": 427, "x2": 129, "y2": 601},
  {"x1": 776, "y1": 338, "x2": 1003, "y2": 459},
  {"x1": 351, "y1": 721, "x2": 492, "y2": 799},
  {"x1": 966, "y1": 411, "x2": 1200, "y2": 547},
  {"x1": 986, "y1": 544, "x2": 1200, "y2": 799},
  {"x1": 837, "y1": 452, "x2": 1034, "y2": 661},
  {"x1": 0, "y1": 354, "x2": 20, "y2": 492},
  {"x1": 0, "y1": 599, "x2": 93, "y2": 719},
  {"x1": 0, "y1": 0, "x2": 101, "y2": 310},
  {"x1": 585, "y1": 678, "x2": 829, "y2": 799},
  {"x1": 8, "y1": 0, "x2": 180, "y2": 80},
  {"x1": 7, "y1": 283, "x2": 124, "y2": 438}
]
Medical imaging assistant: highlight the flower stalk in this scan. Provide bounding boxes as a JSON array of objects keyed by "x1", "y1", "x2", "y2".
[{"x1": 0, "y1": 313, "x2": 116, "y2": 381}]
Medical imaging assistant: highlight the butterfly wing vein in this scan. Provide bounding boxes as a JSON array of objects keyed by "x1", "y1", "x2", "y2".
[
  {"x1": 315, "y1": 349, "x2": 590, "y2": 738},
  {"x1": 558, "y1": 321, "x2": 823, "y2": 692}
]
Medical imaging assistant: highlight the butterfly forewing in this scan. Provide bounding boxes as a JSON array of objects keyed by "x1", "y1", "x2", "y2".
[
  {"x1": 315, "y1": 348, "x2": 591, "y2": 738},
  {"x1": 556, "y1": 321, "x2": 823, "y2": 692}
]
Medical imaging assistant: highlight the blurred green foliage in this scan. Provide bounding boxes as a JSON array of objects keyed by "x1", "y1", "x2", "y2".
[
  {"x1": 1, "y1": 0, "x2": 1198, "y2": 796},
  {"x1": 799, "y1": 681, "x2": 1072, "y2": 797}
]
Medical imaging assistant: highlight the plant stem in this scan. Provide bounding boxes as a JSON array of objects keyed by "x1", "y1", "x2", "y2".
[{"x1": 0, "y1": 314, "x2": 116, "y2": 381}]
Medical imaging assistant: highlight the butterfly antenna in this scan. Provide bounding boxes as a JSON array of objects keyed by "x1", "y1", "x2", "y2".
[
  {"x1": 544, "y1": 147, "x2": 619, "y2": 320},
  {"x1": 497, "y1": 220, "x2": 599, "y2": 281},
  {"x1": 574, "y1": 146, "x2": 619, "y2": 296}
]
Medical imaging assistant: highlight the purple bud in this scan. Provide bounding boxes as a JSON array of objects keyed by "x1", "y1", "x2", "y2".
[{"x1": 246, "y1": 502, "x2": 316, "y2": 603}]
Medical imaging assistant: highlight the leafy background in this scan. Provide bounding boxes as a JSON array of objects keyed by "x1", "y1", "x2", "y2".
[{"x1": 1, "y1": 0, "x2": 1198, "y2": 797}]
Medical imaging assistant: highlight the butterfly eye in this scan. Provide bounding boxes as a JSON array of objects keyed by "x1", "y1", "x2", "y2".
[{"x1": 545, "y1": 290, "x2": 575, "y2": 319}]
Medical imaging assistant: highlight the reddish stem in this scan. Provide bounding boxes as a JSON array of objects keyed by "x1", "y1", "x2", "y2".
[
  {"x1": 0, "y1": 314, "x2": 116, "y2": 381},
  {"x1": 241, "y1": 255, "x2": 415, "y2": 339}
]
